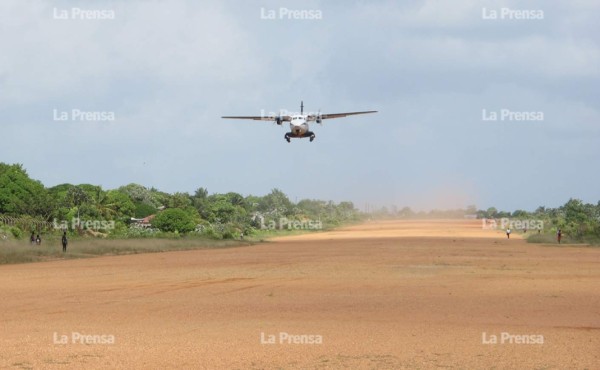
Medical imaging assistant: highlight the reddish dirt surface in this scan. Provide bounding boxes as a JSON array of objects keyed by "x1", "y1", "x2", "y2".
[{"x1": 0, "y1": 220, "x2": 598, "y2": 369}]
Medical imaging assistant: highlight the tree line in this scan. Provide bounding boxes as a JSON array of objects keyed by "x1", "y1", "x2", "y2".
[
  {"x1": 0, "y1": 163, "x2": 362, "y2": 239},
  {"x1": 1, "y1": 163, "x2": 598, "y2": 243},
  {"x1": 369, "y1": 201, "x2": 600, "y2": 243}
]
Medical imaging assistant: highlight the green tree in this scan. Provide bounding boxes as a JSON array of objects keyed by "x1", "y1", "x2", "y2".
[
  {"x1": 486, "y1": 207, "x2": 498, "y2": 218},
  {"x1": 561, "y1": 198, "x2": 595, "y2": 238},
  {"x1": 151, "y1": 208, "x2": 196, "y2": 233},
  {"x1": 168, "y1": 192, "x2": 192, "y2": 209},
  {"x1": 103, "y1": 190, "x2": 136, "y2": 219},
  {"x1": 134, "y1": 202, "x2": 158, "y2": 218},
  {"x1": 512, "y1": 209, "x2": 528, "y2": 218},
  {"x1": 64, "y1": 185, "x2": 90, "y2": 220},
  {"x1": 258, "y1": 188, "x2": 292, "y2": 216},
  {"x1": 224, "y1": 192, "x2": 245, "y2": 207},
  {"x1": 0, "y1": 163, "x2": 53, "y2": 218},
  {"x1": 118, "y1": 183, "x2": 164, "y2": 207},
  {"x1": 205, "y1": 194, "x2": 238, "y2": 223},
  {"x1": 193, "y1": 187, "x2": 208, "y2": 201}
]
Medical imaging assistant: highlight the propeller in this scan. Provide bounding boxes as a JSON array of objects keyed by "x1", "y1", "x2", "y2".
[
  {"x1": 316, "y1": 108, "x2": 322, "y2": 124},
  {"x1": 275, "y1": 109, "x2": 283, "y2": 125}
]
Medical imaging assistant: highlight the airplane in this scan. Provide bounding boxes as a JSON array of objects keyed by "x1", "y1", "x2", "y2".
[{"x1": 222, "y1": 101, "x2": 377, "y2": 142}]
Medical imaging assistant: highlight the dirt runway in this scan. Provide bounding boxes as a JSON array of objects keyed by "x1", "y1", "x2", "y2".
[{"x1": 0, "y1": 220, "x2": 598, "y2": 369}]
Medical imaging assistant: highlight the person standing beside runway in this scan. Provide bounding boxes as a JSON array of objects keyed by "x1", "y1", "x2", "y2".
[{"x1": 62, "y1": 231, "x2": 68, "y2": 252}]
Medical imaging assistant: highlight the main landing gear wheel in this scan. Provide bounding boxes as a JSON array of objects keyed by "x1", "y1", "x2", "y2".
[
  {"x1": 310, "y1": 134, "x2": 315, "y2": 142},
  {"x1": 284, "y1": 134, "x2": 291, "y2": 143}
]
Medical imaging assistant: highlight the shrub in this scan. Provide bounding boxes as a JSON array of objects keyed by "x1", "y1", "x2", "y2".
[
  {"x1": 151, "y1": 209, "x2": 196, "y2": 234},
  {"x1": 10, "y1": 227, "x2": 22, "y2": 239},
  {"x1": 201, "y1": 226, "x2": 222, "y2": 239}
]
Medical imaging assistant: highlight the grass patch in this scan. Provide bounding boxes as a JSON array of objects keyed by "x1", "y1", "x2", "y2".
[
  {"x1": 526, "y1": 233, "x2": 564, "y2": 244},
  {"x1": 0, "y1": 237, "x2": 252, "y2": 265},
  {"x1": 526, "y1": 233, "x2": 599, "y2": 246},
  {"x1": 0, "y1": 220, "x2": 356, "y2": 265},
  {"x1": 248, "y1": 228, "x2": 322, "y2": 242}
]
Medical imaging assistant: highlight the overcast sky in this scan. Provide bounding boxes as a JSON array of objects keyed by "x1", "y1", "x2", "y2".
[{"x1": 1, "y1": 0, "x2": 599, "y2": 211}]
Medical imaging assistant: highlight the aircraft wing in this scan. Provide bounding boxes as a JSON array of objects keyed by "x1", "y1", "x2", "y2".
[
  {"x1": 318, "y1": 111, "x2": 377, "y2": 120},
  {"x1": 221, "y1": 115, "x2": 292, "y2": 121}
]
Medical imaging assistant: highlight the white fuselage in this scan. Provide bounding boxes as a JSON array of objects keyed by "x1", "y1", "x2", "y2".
[{"x1": 290, "y1": 115, "x2": 309, "y2": 136}]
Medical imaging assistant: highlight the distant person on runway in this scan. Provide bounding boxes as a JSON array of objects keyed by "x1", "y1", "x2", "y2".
[
  {"x1": 557, "y1": 229, "x2": 562, "y2": 244},
  {"x1": 62, "y1": 231, "x2": 68, "y2": 252},
  {"x1": 506, "y1": 228, "x2": 511, "y2": 239}
]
